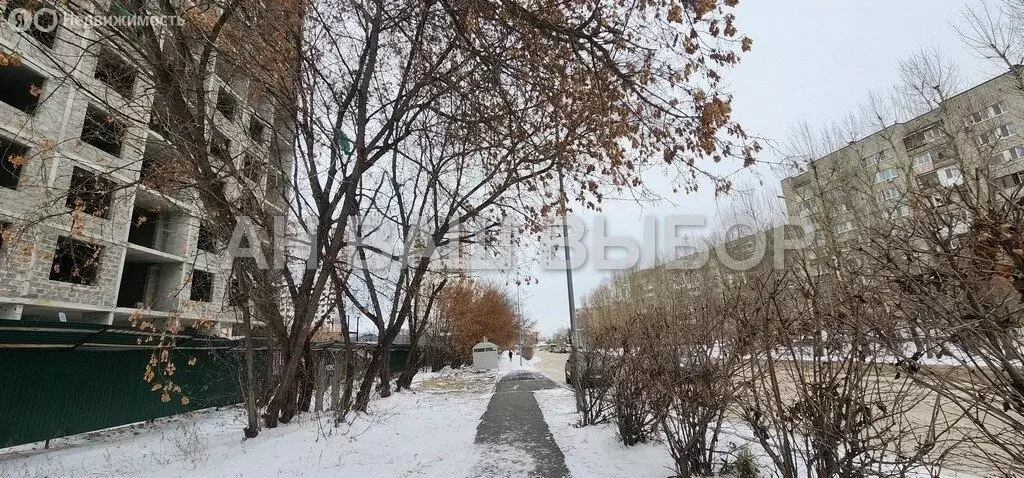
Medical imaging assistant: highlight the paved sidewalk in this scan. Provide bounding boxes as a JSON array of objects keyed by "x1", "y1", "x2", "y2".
[{"x1": 474, "y1": 368, "x2": 570, "y2": 477}]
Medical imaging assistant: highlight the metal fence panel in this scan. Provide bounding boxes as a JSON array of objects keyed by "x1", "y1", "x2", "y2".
[{"x1": 0, "y1": 348, "x2": 247, "y2": 448}]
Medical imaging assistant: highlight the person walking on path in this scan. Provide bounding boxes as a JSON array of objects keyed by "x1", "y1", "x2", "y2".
[{"x1": 508, "y1": 350, "x2": 513, "y2": 361}]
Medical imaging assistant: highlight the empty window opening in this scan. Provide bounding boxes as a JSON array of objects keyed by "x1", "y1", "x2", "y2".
[
  {"x1": 94, "y1": 48, "x2": 136, "y2": 98},
  {"x1": 116, "y1": 262, "x2": 150, "y2": 307},
  {"x1": 0, "y1": 61, "x2": 45, "y2": 114},
  {"x1": 140, "y1": 138, "x2": 164, "y2": 184},
  {"x1": 50, "y1": 236, "x2": 103, "y2": 285},
  {"x1": 266, "y1": 171, "x2": 280, "y2": 199},
  {"x1": 66, "y1": 166, "x2": 114, "y2": 219},
  {"x1": 190, "y1": 269, "x2": 213, "y2": 302},
  {"x1": 210, "y1": 129, "x2": 230, "y2": 160},
  {"x1": 4, "y1": 0, "x2": 58, "y2": 48},
  {"x1": 0, "y1": 136, "x2": 29, "y2": 190},
  {"x1": 241, "y1": 154, "x2": 262, "y2": 183},
  {"x1": 128, "y1": 205, "x2": 159, "y2": 249},
  {"x1": 197, "y1": 224, "x2": 218, "y2": 253},
  {"x1": 248, "y1": 119, "x2": 265, "y2": 142},
  {"x1": 140, "y1": 135, "x2": 188, "y2": 189},
  {"x1": 81, "y1": 105, "x2": 125, "y2": 157},
  {"x1": 216, "y1": 87, "x2": 238, "y2": 121},
  {"x1": 228, "y1": 275, "x2": 247, "y2": 307}
]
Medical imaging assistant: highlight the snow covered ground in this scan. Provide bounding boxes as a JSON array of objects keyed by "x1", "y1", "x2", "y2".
[
  {"x1": 536, "y1": 387, "x2": 675, "y2": 477},
  {"x1": 0, "y1": 355, "x2": 987, "y2": 477},
  {"x1": 0, "y1": 369, "x2": 498, "y2": 477}
]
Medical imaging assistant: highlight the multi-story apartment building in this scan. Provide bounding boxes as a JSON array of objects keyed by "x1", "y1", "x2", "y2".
[
  {"x1": 781, "y1": 69, "x2": 1024, "y2": 248},
  {"x1": 0, "y1": 1, "x2": 292, "y2": 336}
]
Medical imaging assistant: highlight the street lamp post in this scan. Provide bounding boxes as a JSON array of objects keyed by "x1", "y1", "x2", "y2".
[
  {"x1": 557, "y1": 167, "x2": 585, "y2": 412},
  {"x1": 517, "y1": 286, "x2": 523, "y2": 366}
]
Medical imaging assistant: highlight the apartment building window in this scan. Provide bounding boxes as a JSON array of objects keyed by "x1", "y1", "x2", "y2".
[
  {"x1": 197, "y1": 224, "x2": 219, "y2": 253},
  {"x1": 4, "y1": 0, "x2": 58, "y2": 48},
  {"x1": 929, "y1": 194, "x2": 948, "y2": 208},
  {"x1": 994, "y1": 145, "x2": 1024, "y2": 165},
  {"x1": 0, "y1": 61, "x2": 45, "y2": 114},
  {"x1": 937, "y1": 166, "x2": 963, "y2": 188},
  {"x1": 967, "y1": 102, "x2": 1005, "y2": 126},
  {"x1": 0, "y1": 136, "x2": 29, "y2": 190},
  {"x1": 995, "y1": 171, "x2": 1024, "y2": 190},
  {"x1": 874, "y1": 168, "x2": 898, "y2": 184},
  {"x1": 913, "y1": 151, "x2": 936, "y2": 172},
  {"x1": 50, "y1": 236, "x2": 103, "y2": 285},
  {"x1": 979, "y1": 123, "x2": 1017, "y2": 146},
  {"x1": 864, "y1": 149, "x2": 892, "y2": 167},
  {"x1": 66, "y1": 167, "x2": 114, "y2": 218},
  {"x1": 904, "y1": 124, "x2": 942, "y2": 150},
  {"x1": 81, "y1": 105, "x2": 125, "y2": 157},
  {"x1": 94, "y1": 48, "x2": 137, "y2": 98},
  {"x1": 210, "y1": 129, "x2": 230, "y2": 160},
  {"x1": 248, "y1": 119, "x2": 266, "y2": 142},
  {"x1": 216, "y1": 87, "x2": 238, "y2": 122},
  {"x1": 836, "y1": 221, "x2": 855, "y2": 234},
  {"x1": 894, "y1": 204, "x2": 911, "y2": 218},
  {"x1": 877, "y1": 187, "x2": 900, "y2": 202},
  {"x1": 190, "y1": 269, "x2": 214, "y2": 302}
]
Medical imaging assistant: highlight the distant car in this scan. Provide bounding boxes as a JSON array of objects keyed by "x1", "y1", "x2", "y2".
[{"x1": 564, "y1": 350, "x2": 607, "y2": 388}]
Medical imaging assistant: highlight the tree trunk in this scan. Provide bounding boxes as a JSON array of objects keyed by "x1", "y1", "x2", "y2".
[
  {"x1": 298, "y1": 346, "x2": 316, "y2": 413},
  {"x1": 378, "y1": 360, "x2": 392, "y2": 398},
  {"x1": 353, "y1": 348, "x2": 383, "y2": 412},
  {"x1": 340, "y1": 342, "x2": 357, "y2": 418},
  {"x1": 396, "y1": 344, "x2": 419, "y2": 391},
  {"x1": 265, "y1": 344, "x2": 303, "y2": 427},
  {"x1": 240, "y1": 308, "x2": 260, "y2": 439},
  {"x1": 377, "y1": 342, "x2": 393, "y2": 398}
]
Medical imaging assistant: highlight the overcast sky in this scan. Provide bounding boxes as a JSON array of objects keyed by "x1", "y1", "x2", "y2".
[{"x1": 505, "y1": 0, "x2": 1003, "y2": 337}]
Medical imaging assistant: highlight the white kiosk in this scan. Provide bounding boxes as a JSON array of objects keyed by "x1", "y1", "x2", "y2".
[{"x1": 472, "y1": 338, "x2": 500, "y2": 371}]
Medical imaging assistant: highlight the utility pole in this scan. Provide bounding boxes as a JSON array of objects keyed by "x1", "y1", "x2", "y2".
[
  {"x1": 558, "y1": 167, "x2": 585, "y2": 412},
  {"x1": 517, "y1": 285, "x2": 523, "y2": 365}
]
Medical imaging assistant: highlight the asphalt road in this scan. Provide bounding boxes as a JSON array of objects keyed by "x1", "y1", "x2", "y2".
[{"x1": 533, "y1": 350, "x2": 570, "y2": 386}]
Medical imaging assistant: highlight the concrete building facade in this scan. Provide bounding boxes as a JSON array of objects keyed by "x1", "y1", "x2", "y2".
[
  {"x1": 0, "y1": 1, "x2": 292, "y2": 336},
  {"x1": 781, "y1": 70, "x2": 1024, "y2": 246}
]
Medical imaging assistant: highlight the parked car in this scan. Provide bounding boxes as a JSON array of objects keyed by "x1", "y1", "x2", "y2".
[{"x1": 564, "y1": 350, "x2": 607, "y2": 388}]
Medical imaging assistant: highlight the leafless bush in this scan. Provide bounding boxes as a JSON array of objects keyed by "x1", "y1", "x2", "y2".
[
  {"x1": 576, "y1": 347, "x2": 614, "y2": 427},
  {"x1": 657, "y1": 320, "x2": 740, "y2": 477}
]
